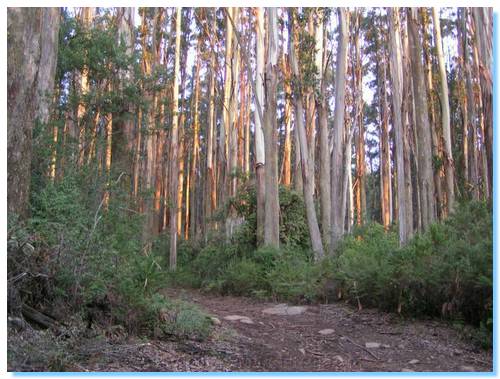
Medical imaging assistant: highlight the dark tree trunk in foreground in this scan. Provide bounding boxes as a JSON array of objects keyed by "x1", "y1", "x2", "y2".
[{"x1": 8, "y1": 8, "x2": 59, "y2": 218}]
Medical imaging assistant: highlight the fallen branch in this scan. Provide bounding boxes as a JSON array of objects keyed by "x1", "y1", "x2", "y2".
[
  {"x1": 342, "y1": 336, "x2": 380, "y2": 361},
  {"x1": 21, "y1": 303, "x2": 58, "y2": 329}
]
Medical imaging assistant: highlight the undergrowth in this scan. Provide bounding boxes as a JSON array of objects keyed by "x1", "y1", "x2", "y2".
[{"x1": 167, "y1": 184, "x2": 492, "y2": 348}]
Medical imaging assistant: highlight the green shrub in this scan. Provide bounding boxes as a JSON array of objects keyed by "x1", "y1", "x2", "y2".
[
  {"x1": 334, "y1": 201, "x2": 492, "y2": 341},
  {"x1": 221, "y1": 259, "x2": 268, "y2": 296},
  {"x1": 335, "y1": 223, "x2": 400, "y2": 310}
]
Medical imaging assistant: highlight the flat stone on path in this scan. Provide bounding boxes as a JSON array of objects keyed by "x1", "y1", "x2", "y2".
[
  {"x1": 210, "y1": 317, "x2": 221, "y2": 325},
  {"x1": 262, "y1": 304, "x2": 307, "y2": 316},
  {"x1": 223, "y1": 315, "x2": 254, "y2": 324},
  {"x1": 318, "y1": 329, "x2": 335, "y2": 335},
  {"x1": 408, "y1": 359, "x2": 420, "y2": 365},
  {"x1": 460, "y1": 366, "x2": 476, "y2": 372},
  {"x1": 365, "y1": 342, "x2": 381, "y2": 349}
]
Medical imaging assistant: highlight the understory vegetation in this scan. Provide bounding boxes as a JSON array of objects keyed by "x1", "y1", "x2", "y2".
[
  {"x1": 168, "y1": 185, "x2": 493, "y2": 347},
  {"x1": 8, "y1": 172, "x2": 212, "y2": 343}
]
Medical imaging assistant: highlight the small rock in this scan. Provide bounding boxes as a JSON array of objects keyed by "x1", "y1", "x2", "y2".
[
  {"x1": 334, "y1": 355, "x2": 344, "y2": 363},
  {"x1": 382, "y1": 344, "x2": 390, "y2": 348},
  {"x1": 262, "y1": 304, "x2": 307, "y2": 316},
  {"x1": 409, "y1": 359, "x2": 420, "y2": 365},
  {"x1": 210, "y1": 317, "x2": 221, "y2": 326},
  {"x1": 223, "y1": 315, "x2": 253, "y2": 324},
  {"x1": 460, "y1": 366, "x2": 475, "y2": 372},
  {"x1": 224, "y1": 315, "x2": 246, "y2": 321},
  {"x1": 365, "y1": 342, "x2": 381, "y2": 349},
  {"x1": 401, "y1": 368, "x2": 414, "y2": 372},
  {"x1": 22, "y1": 242, "x2": 35, "y2": 255},
  {"x1": 298, "y1": 348, "x2": 306, "y2": 355},
  {"x1": 239, "y1": 318, "x2": 254, "y2": 324},
  {"x1": 318, "y1": 328, "x2": 335, "y2": 335}
]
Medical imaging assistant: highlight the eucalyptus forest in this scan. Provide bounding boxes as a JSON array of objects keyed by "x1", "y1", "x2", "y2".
[{"x1": 7, "y1": 7, "x2": 493, "y2": 372}]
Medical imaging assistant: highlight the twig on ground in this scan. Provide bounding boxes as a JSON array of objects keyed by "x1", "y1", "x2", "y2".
[{"x1": 342, "y1": 336, "x2": 380, "y2": 361}]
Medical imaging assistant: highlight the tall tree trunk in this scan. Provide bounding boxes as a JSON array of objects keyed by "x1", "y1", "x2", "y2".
[
  {"x1": 432, "y1": 8, "x2": 455, "y2": 214},
  {"x1": 169, "y1": 7, "x2": 182, "y2": 271},
  {"x1": 281, "y1": 52, "x2": 293, "y2": 188},
  {"x1": 472, "y1": 7, "x2": 493, "y2": 199},
  {"x1": 263, "y1": 7, "x2": 280, "y2": 248},
  {"x1": 408, "y1": 8, "x2": 436, "y2": 231},
  {"x1": 205, "y1": 10, "x2": 217, "y2": 232},
  {"x1": 422, "y1": 9, "x2": 444, "y2": 220},
  {"x1": 317, "y1": 9, "x2": 331, "y2": 246},
  {"x1": 353, "y1": 10, "x2": 366, "y2": 226},
  {"x1": 220, "y1": 7, "x2": 234, "y2": 209},
  {"x1": 331, "y1": 8, "x2": 349, "y2": 252},
  {"x1": 402, "y1": 12, "x2": 415, "y2": 236},
  {"x1": 113, "y1": 7, "x2": 136, "y2": 194},
  {"x1": 76, "y1": 8, "x2": 95, "y2": 168},
  {"x1": 254, "y1": 7, "x2": 266, "y2": 247},
  {"x1": 290, "y1": 9, "x2": 324, "y2": 259},
  {"x1": 8, "y1": 8, "x2": 59, "y2": 218},
  {"x1": 388, "y1": 8, "x2": 412, "y2": 245},
  {"x1": 189, "y1": 39, "x2": 202, "y2": 239},
  {"x1": 228, "y1": 8, "x2": 240, "y2": 198}
]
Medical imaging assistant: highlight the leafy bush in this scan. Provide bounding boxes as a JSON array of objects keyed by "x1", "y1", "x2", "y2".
[
  {"x1": 334, "y1": 201, "x2": 492, "y2": 344},
  {"x1": 229, "y1": 183, "x2": 311, "y2": 249},
  {"x1": 334, "y1": 223, "x2": 400, "y2": 310}
]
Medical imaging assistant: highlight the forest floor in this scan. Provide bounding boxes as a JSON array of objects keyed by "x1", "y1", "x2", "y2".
[{"x1": 8, "y1": 287, "x2": 493, "y2": 372}]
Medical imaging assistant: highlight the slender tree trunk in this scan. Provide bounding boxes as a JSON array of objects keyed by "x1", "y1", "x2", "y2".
[
  {"x1": 189, "y1": 39, "x2": 202, "y2": 239},
  {"x1": 317, "y1": 10, "x2": 331, "y2": 245},
  {"x1": 229, "y1": 8, "x2": 240, "y2": 199},
  {"x1": 401, "y1": 13, "x2": 415, "y2": 236},
  {"x1": 432, "y1": 8, "x2": 455, "y2": 214},
  {"x1": 220, "y1": 7, "x2": 234, "y2": 209},
  {"x1": 206, "y1": 11, "x2": 217, "y2": 232},
  {"x1": 254, "y1": 7, "x2": 266, "y2": 247},
  {"x1": 456, "y1": 9, "x2": 469, "y2": 189},
  {"x1": 353, "y1": 11, "x2": 366, "y2": 226},
  {"x1": 281, "y1": 52, "x2": 293, "y2": 188},
  {"x1": 169, "y1": 7, "x2": 182, "y2": 270},
  {"x1": 290, "y1": 9, "x2": 324, "y2": 259},
  {"x1": 76, "y1": 8, "x2": 95, "y2": 168}
]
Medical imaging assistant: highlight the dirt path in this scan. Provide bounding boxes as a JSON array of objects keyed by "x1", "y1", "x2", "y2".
[
  {"x1": 161, "y1": 288, "x2": 492, "y2": 372},
  {"x1": 14, "y1": 288, "x2": 490, "y2": 372}
]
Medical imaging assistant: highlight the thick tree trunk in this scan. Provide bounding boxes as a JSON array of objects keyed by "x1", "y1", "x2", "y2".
[
  {"x1": 76, "y1": 8, "x2": 95, "y2": 168},
  {"x1": 408, "y1": 8, "x2": 436, "y2": 231},
  {"x1": 8, "y1": 8, "x2": 59, "y2": 218},
  {"x1": 388, "y1": 8, "x2": 411, "y2": 245},
  {"x1": 331, "y1": 8, "x2": 349, "y2": 252},
  {"x1": 472, "y1": 8, "x2": 493, "y2": 199},
  {"x1": 263, "y1": 7, "x2": 280, "y2": 248}
]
